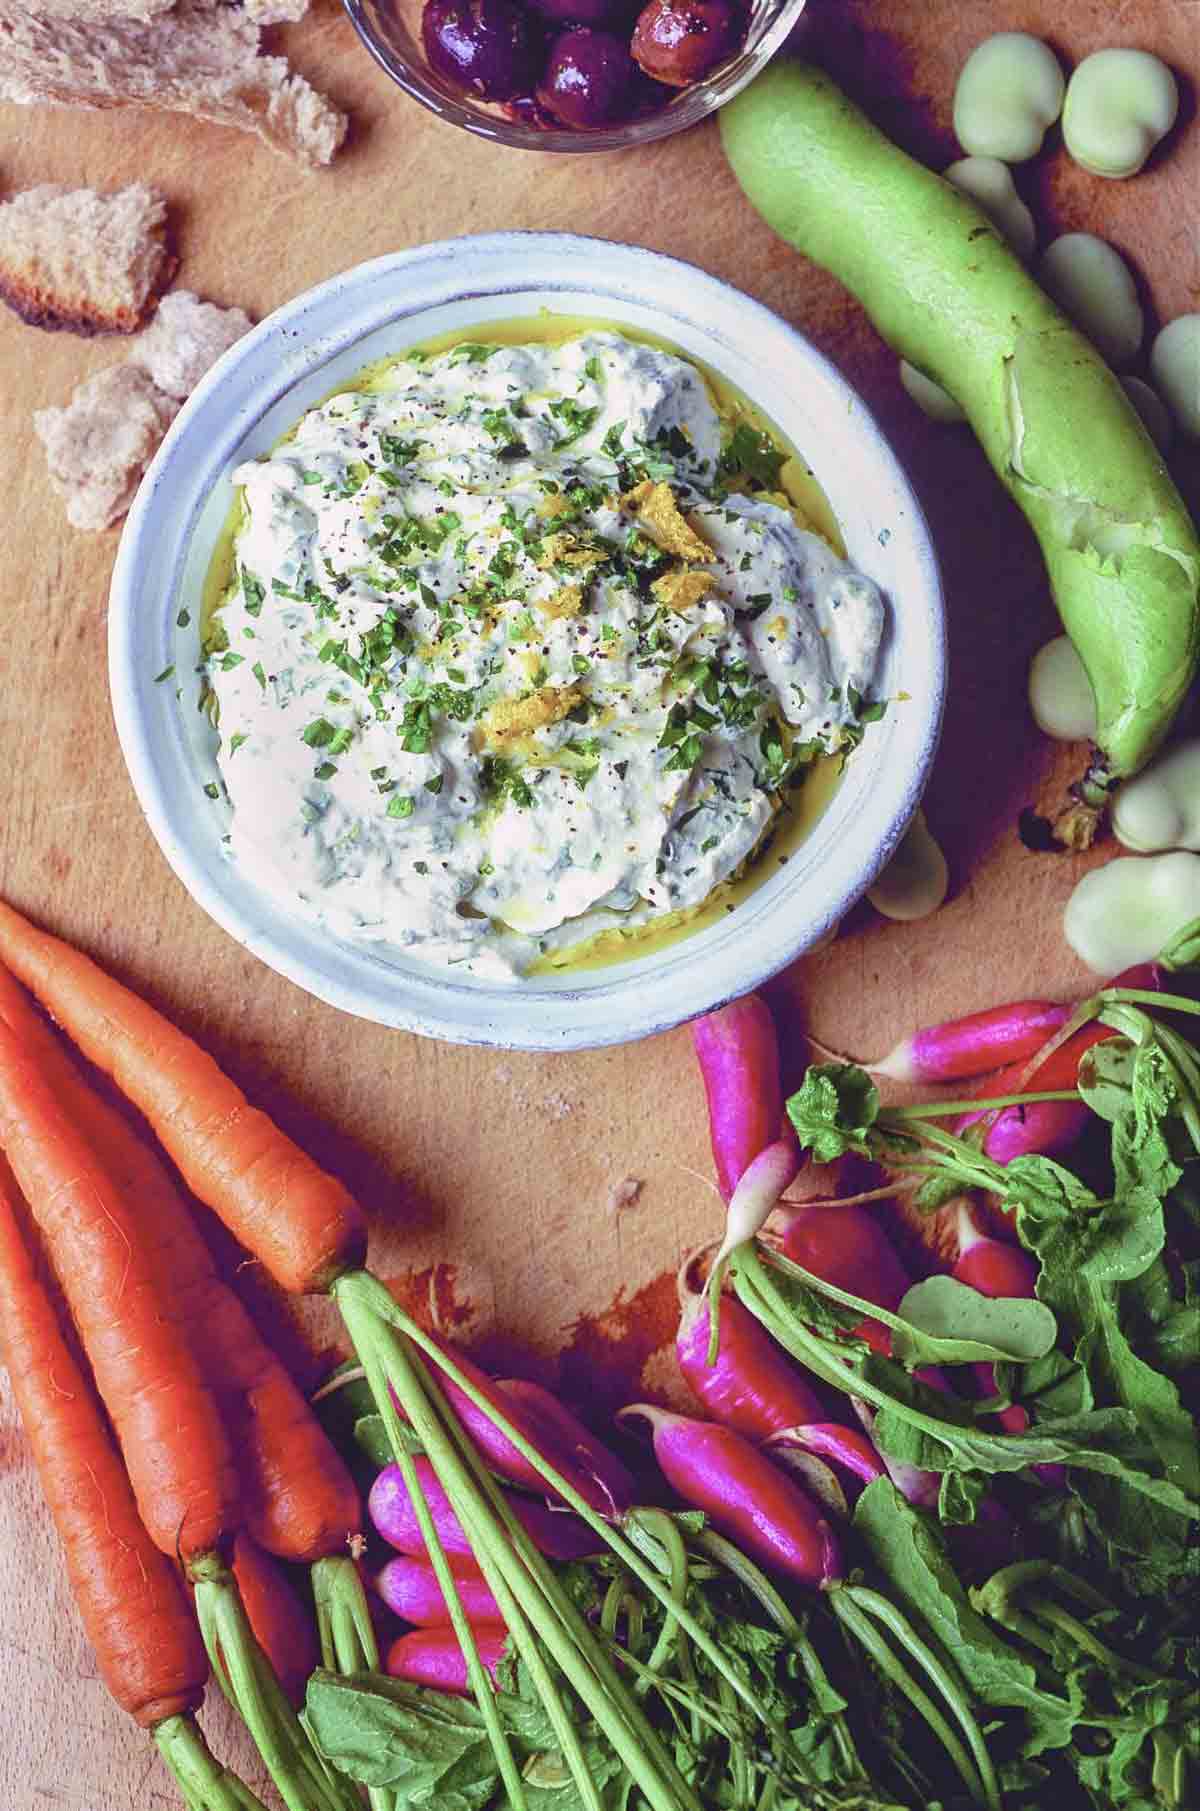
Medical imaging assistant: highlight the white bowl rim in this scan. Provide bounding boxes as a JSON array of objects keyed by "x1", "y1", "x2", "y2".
[{"x1": 110, "y1": 231, "x2": 945, "y2": 1051}]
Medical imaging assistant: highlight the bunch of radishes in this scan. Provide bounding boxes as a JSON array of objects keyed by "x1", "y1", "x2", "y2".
[{"x1": 356, "y1": 964, "x2": 1145, "y2": 1696}]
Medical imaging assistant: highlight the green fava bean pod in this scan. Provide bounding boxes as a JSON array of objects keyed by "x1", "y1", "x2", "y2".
[{"x1": 721, "y1": 62, "x2": 1200, "y2": 843}]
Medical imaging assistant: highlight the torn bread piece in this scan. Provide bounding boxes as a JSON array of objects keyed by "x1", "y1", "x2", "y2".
[
  {"x1": 129, "y1": 289, "x2": 252, "y2": 399},
  {"x1": 0, "y1": 182, "x2": 175, "y2": 334},
  {"x1": 34, "y1": 364, "x2": 179, "y2": 532},
  {"x1": 0, "y1": 1, "x2": 347, "y2": 169},
  {"x1": 36, "y1": 291, "x2": 254, "y2": 530},
  {"x1": 244, "y1": 0, "x2": 312, "y2": 21},
  {"x1": 27, "y1": 1, "x2": 176, "y2": 18}
]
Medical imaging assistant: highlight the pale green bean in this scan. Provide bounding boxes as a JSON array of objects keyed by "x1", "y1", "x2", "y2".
[
  {"x1": 953, "y1": 33, "x2": 1064, "y2": 162},
  {"x1": 1064, "y1": 852, "x2": 1200, "y2": 972},
  {"x1": 1028, "y1": 635, "x2": 1097, "y2": 742},
  {"x1": 1037, "y1": 235, "x2": 1143, "y2": 370},
  {"x1": 1114, "y1": 740, "x2": 1200, "y2": 853},
  {"x1": 944, "y1": 157, "x2": 1035, "y2": 259},
  {"x1": 1149, "y1": 316, "x2": 1200, "y2": 441},
  {"x1": 1120, "y1": 377, "x2": 1172, "y2": 456},
  {"x1": 867, "y1": 809, "x2": 948, "y2": 922},
  {"x1": 1062, "y1": 49, "x2": 1178, "y2": 179}
]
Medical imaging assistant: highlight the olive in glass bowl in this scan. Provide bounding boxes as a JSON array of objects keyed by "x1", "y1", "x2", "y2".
[
  {"x1": 423, "y1": 0, "x2": 542, "y2": 99},
  {"x1": 631, "y1": 0, "x2": 743, "y2": 86},
  {"x1": 536, "y1": 27, "x2": 640, "y2": 128},
  {"x1": 342, "y1": 0, "x2": 809, "y2": 151}
]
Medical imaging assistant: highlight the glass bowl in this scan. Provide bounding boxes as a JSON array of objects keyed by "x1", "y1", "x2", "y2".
[{"x1": 342, "y1": 0, "x2": 808, "y2": 151}]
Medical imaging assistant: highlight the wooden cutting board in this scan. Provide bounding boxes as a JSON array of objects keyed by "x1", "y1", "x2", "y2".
[{"x1": 1, "y1": 1, "x2": 1196, "y2": 1803}]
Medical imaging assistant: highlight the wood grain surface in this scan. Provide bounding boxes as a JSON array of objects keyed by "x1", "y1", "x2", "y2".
[{"x1": 1, "y1": 1, "x2": 1197, "y2": 1804}]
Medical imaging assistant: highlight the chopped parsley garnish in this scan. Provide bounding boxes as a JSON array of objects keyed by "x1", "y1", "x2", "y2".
[
  {"x1": 584, "y1": 354, "x2": 604, "y2": 383},
  {"x1": 314, "y1": 761, "x2": 338, "y2": 781},
  {"x1": 241, "y1": 570, "x2": 265, "y2": 616},
  {"x1": 601, "y1": 422, "x2": 627, "y2": 460},
  {"x1": 549, "y1": 399, "x2": 599, "y2": 446},
  {"x1": 203, "y1": 781, "x2": 220, "y2": 800},
  {"x1": 154, "y1": 664, "x2": 175, "y2": 684},
  {"x1": 482, "y1": 757, "x2": 535, "y2": 809},
  {"x1": 386, "y1": 794, "x2": 415, "y2": 819},
  {"x1": 720, "y1": 422, "x2": 786, "y2": 491},
  {"x1": 177, "y1": 608, "x2": 191, "y2": 628},
  {"x1": 228, "y1": 731, "x2": 249, "y2": 755},
  {"x1": 379, "y1": 434, "x2": 422, "y2": 468},
  {"x1": 252, "y1": 662, "x2": 267, "y2": 690},
  {"x1": 658, "y1": 701, "x2": 717, "y2": 773},
  {"x1": 301, "y1": 717, "x2": 339, "y2": 748},
  {"x1": 449, "y1": 342, "x2": 495, "y2": 365}
]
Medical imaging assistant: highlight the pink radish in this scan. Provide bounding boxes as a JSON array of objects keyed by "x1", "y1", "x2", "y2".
[
  {"x1": 386, "y1": 1624, "x2": 507, "y2": 1694},
  {"x1": 412, "y1": 1337, "x2": 624, "y2": 1516},
  {"x1": 951, "y1": 1205, "x2": 1064, "y2": 1481},
  {"x1": 495, "y1": 1378, "x2": 636, "y2": 1515},
  {"x1": 676, "y1": 1262, "x2": 825, "y2": 1439},
  {"x1": 692, "y1": 995, "x2": 800, "y2": 1202},
  {"x1": 617, "y1": 1404, "x2": 842, "y2": 1588},
  {"x1": 763, "y1": 1423, "x2": 885, "y2": 1504},
  {"x1": 953, "y1": 1210, "x2": 1039, "y2": 1301},
  {"x1": 958, "y1": 961, "x2": 1163, "y2": 1171},
  {"x1": 869, "y1": 999, "x2": 1071, "y2": 1082},
  {"x1": 780, "y1": 1202, "x2": 910, "y2": 1354},
  {"x1": 369, "y1": 1458, "x2": 602, "y2": 1564},
  {"x1": 376, "y1": 1553, "x2": 503, "y2": 1627}
]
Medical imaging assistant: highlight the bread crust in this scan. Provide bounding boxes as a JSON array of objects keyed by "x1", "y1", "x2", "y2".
[{"x1": 0, "y1": 183, "x2": 177, "y2": 335}]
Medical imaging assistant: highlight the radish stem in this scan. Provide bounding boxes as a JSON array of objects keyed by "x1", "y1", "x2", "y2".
[
  {"x1": 829, "y1": 1589, "x2": 989, "y2": 1807},
  {"x1": 844, "y1": 1585, "x2": 1001, "y2": 1811},
  {"x1": 335, "y1": 1282, "x2": 531, "y2": 1811},
  {"x1": 336, "y1": 1270, "x2": 704, "y2": 1811},
  {"x1": 379, "y1": 1280, "x2": 794, "y2": 1732}
]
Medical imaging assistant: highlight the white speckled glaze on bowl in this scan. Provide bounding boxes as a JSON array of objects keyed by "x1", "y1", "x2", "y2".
[{"x1": 110, "y1": 233, "x2": 945, "y2": 1051}]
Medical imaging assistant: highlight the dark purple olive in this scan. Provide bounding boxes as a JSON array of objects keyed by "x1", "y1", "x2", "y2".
[
  {"x1": 536, "y1": 27, "x2": 637, "y2": 128},
  {"x1": 527, "y1": 0, "x2": 633, "y2": 26},
  {"x1": 421, "y1": 0, "x2": 542, "y2": 101},
  {"x1": 630, "y1": 0, "x2": 744, "y2": 88}
]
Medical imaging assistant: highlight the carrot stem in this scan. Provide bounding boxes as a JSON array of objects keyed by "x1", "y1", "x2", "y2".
[
  {"x1": 152, "y1": 1716, "x2": 270, "y2": 1811},
  {"x1": 190, "y1": 1555, "x2": 359, "y2": 1811}
]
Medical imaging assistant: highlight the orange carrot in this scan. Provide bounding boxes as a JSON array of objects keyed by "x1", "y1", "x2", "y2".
[
  {"x1": 0, "y1": 1013, "x2": 240, "y2": 1559},
  {"x1": 230, "y1": 1533, "x2": 321, "y2": 1710},
  {"x1": 0, "y1": 899, "x2": 367, "y2": 1295},
  {"x1": 0, "y1": 964, "x2": 359, "y2": 1564},
  {"x1": 0, "y1": 1163, "x2": 209, "y2": 1727}
]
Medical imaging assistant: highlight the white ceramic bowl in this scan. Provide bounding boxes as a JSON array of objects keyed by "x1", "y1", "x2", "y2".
[{"x1": 110, "y1": 233, "x2": 945, "y2": 1051}]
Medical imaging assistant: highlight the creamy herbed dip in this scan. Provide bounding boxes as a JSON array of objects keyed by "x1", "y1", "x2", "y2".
[{"x1": 205, "y1": 331, "x2": 887, "y2": 978}]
